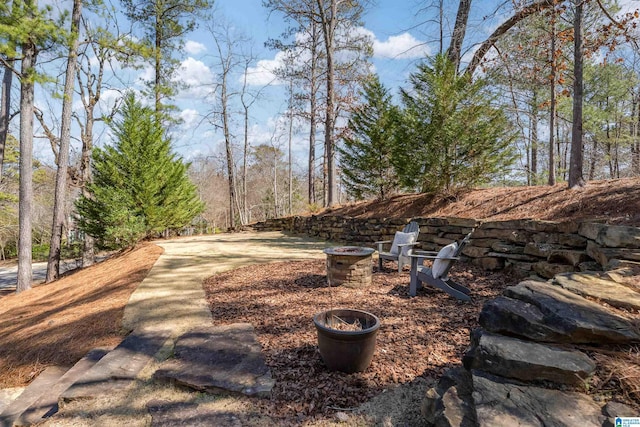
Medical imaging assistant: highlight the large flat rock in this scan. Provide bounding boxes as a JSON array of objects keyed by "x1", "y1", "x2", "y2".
[
  {"x1": 479, "y1": 296, "x2": 572, "y2": 343},
  {"x1": 154, "y1": 323, "x2": 274, "y2": 398},
  {"x1": 553, "y1": 272, "x2": 640, "y2": 311},
  {"x1": 61, "y1": 327, "x2": 171, "y2": 403},
  {"x1": 472, "y1": 371, "x2": 605, "y2": 427},
  {"x1": 504, "y1": 281, "x2": 640, "y2": 344},
  {"x1": 464, "y1": 331, "x2": 595, "y2": 386}
]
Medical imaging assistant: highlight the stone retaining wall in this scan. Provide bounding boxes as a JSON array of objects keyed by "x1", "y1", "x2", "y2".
[{"x1": 251, "y1": 216, "x2": 640, "y2": 278}]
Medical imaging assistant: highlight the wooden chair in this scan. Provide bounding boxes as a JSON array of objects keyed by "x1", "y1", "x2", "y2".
[
  {"x1": 375, "y1": 221, "x2": 420, "y2": 272},
  {"x1": 407, "y1": 231, "x2": 474, "y2": 300}
]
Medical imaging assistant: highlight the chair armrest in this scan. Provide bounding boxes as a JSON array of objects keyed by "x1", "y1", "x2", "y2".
[{"x1": 373, "y1": 240, "x2": 392, "y2": 245}]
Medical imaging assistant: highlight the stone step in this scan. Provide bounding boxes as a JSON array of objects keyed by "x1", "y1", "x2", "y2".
[
  {"x1": 553, "y1": 271, "x2": 640, "y2": 311},
  {"x1": 153, "y1": 323, "x2": 274, "y2": 398},
  {"x1": 13, "y1": 347, "x2": 111, "y2": 426},
  {"x1": 463, "y1": 330, "x2": 596, "y2": 386},
  {"x1": 0, "y1": 366, "x2": 67, "y2": 427},
  {"x1": 502, "y1": 280, "x2": 640, "y2": 344},
  {"x1": 59, "y1": 327, "x2": 171, "y2": 404}
]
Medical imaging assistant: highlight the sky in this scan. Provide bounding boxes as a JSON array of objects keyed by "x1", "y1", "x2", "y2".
[
  {"x1": 157, "y1": 0, "x2": 463, "y2": 165},
  {"x1": 29, "y1": 0, "x2": 640, "y2": 171}
]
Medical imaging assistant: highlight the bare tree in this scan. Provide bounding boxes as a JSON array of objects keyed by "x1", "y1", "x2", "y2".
[
  {"x1": 206, "y1": 20, "x2": 251, "y2": 230},
  {"x1": 17, "y1": 26, "x2": 37, "y2": 293},
  {"x1": 447, "y1": 0, "x2": 471, "y2": 71},
  {"x1": 45, "y1": 0, "x2": 82, "y2": 282},
  {"x1": 568, "y1": 0, "x2": 586, "y2": 188}
]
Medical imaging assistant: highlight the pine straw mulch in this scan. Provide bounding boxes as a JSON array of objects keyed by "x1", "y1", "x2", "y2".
[
  {"x1": 203, "y1": 259, "x2": 511, "y2": 422},
  {"x1": 203, "y1": 259, "x2": 640, "y2": 424},
  {"x1": 0, "y1": 243, "x2": 163, "y2": 388}
]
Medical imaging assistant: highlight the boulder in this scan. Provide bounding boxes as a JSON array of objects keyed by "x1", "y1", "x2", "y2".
[
  {"x1": 587, "y1": 241, "x2": 640, "y2": 266},
  {"x1": 532, "y1": 232, "x2": 560, "y2": 244},
  {"x1": 579, "y1": 223, "x2": 640, "y2": 248},
  {"x1": 504, "y1": 281, "x2": 640, "y2": 344},
  {"x1": 487, "y1": 252, "x2": 538, "y2": 262},
  {"x1": 547, "y1": 249, "x2": 591, "y2": 267},
  {"x1": 523, "y1": 242, "x2": 558, "y2": 258},
  {"x1": 558, "y1": 233, "x2": 588, "y2": 248},
  {"x1": 473, "y1": 257, "x2": 505, "y2": 270},
  {"x1": 472, "y1": 228, "x2": 530, "y2": 244},
  {"x1": 471, "y1": 371, "x2": 605, "y2": 427},
  {"x1": 533, "y1": 261, "x2": 575, "y2": 279},
  {"x1": 421, "y1": 367, "x2": 476, "y2": 427},
  {"x1": 461, "y1": 245, "x2": 490, "y2": 258},
  {"x1": 490, "y1": 242, "x2": 524, "y2": 254},
  {"x1": 480, "y1": 220, "x2": 527, "y2": 230},
  {"x1": 553, "y1": 272, "x2": 640, "y2": 311},
  {"x1": 463, "y1": 330, "x2": 595, "y2": 386},
  {"x1": 479, "y1": 296, "x2": 569, "y2": 343}
]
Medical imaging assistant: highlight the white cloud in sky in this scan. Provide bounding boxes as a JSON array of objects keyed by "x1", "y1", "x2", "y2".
[
  {"x1": 180, "y1": 108, "x2": 200, "y2": 128},
  {"x1": 371, "y1": 32, "x2": 430, "y2": 59},
  {"x1": 185, "y1": 40, "x2": 207, "y2": 55},
  {"x1": 177, "y1": 57, "x2": 214, "y2": 86},
  {"x1": 244, "y1": 52, "x2": 285, "y2": 86},
  {"x1": 245, "y1": 27, "x2": 428, "y2": 87}
]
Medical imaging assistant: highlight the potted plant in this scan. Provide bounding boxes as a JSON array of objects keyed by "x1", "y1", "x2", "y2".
[{"x1": 313, "y1": 308, "x2": 380, "y2": 373}]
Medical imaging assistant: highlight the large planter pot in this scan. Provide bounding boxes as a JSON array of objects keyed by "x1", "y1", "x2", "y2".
[{"x1": 313, "y1": 308, "x2": 380, "y2": 373}]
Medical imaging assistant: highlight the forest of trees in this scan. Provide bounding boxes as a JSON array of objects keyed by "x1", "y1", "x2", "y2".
[{"x1": 1, "y1": 0, "x2": 640, "y2": 292}]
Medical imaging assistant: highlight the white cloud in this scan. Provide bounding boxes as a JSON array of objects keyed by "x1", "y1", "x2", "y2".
[
  {"x1": 180, "y1": 108, "x2": 200, "y2": 128},
  {"x1": 371, "y1": 32, "x2": 430, "y2": 59},
  {"x1": 175, "y1": 57, "x2": 215, "y2": 91},
  {"x1": 185, "y1": 40, "x2": 207, "y2": 55},
  {"x1": 244, "y1": 52, "x2": 286, "y2": 86}
]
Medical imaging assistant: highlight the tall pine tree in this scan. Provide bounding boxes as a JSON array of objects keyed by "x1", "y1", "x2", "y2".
[
  {"x1": 76, "y1": 93, "x2": 203, "y2": 249},
  {"x1": 398, "y1": 54, "x2": 517, "y2": 194},
  {"x1": 339, "y1": 75, "x2": 401, "y2": 200}
]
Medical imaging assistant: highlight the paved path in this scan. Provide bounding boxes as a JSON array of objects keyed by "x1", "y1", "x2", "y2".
[
  {"x1": 121, "y1": 231, "x2": 332, "y2": 336},
  {"x1": 36, "y1": 231, "x2": 333, "y2": 425}
]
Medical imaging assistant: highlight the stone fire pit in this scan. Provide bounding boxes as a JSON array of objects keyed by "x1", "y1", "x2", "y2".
[{"x1": 323, "y1": 246, "x2": 375, "y2": 288}]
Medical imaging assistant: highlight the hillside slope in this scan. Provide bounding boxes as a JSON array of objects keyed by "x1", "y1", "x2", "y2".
[{"x1": 322, "y1": 178, "x2": 640, "y2": 226}]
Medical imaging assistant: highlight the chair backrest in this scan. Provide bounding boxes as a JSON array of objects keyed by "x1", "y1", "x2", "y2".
[
  {"x1": 436, "y1": 229, "x2": 474, "y2": 279},
  {"x1": 403, "y1": 221, "x2": 420, "y2": 235}
]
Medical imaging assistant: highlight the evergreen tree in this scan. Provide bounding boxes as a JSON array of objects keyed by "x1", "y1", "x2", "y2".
[
  {"x1": 76, "y1": 94, "x2": 204, "y2": 249},
  {"x1": 339, "y1": 75, "x2": 401, "y2": 200},
  {"x1": 397, "y1": 54, "x2": 517, "y2": 194}
]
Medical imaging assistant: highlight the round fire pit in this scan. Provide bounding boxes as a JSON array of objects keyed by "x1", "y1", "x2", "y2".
[{"x1": 323, "y1": 246, "x2": 375, "y2": 288}]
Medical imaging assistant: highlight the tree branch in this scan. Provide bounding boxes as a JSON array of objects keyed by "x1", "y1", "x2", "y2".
[{"x1": 465, "y1": 0, "x2": 556, "y2": 77}]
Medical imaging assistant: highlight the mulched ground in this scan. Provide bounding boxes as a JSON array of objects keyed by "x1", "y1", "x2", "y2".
[{"x1": 203, "y1": 259, "x2": 516, "y2": 423}]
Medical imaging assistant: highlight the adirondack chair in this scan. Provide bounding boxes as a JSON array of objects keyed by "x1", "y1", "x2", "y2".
[
  {"x1": 375, "y1": 221, "x2": 420, "y2": 272},
  {"x1": 408, "y1": 231, "x2": 474, "y2": 300}
]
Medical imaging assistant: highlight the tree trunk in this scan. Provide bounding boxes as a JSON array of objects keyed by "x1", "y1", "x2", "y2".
[
  {"x1": 17, "y1": 38, "x2": 37, "y2": 293},
  {"x1": 288, "y1": 80, "x2": 293, "y2": 216},
  {"x1": 308, "y1": 25, "x2": 318, "y2": 205},
  {"x1": 317, "y1": 0, "x2": 338, "y2": 207},
  {"x1": 0, "y1": 61, "x2": 13, "y2": 181},
  {"x1": 531, "y1": 96, "x2": 538, "y2": 184},
  {"x1": 548, "y1": 13, "x2": 557, "y2": 186},
  {"x1": 46, "y1": 0, "x2": 82, "y2": 283},
  {"x1": 222, "y1": 77, "x2": 236, "y2": 230},
  {"x1": 568, "y1": 0, "x2": 585, "y2": 189},
  {"x1": 447, "y1": 0, "x2": 471, "y2": 72}
]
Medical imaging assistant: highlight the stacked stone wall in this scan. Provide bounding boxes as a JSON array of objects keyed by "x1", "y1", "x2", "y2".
[{"x1": 252, "y1": 215, "x2": 640, "y2": 278}]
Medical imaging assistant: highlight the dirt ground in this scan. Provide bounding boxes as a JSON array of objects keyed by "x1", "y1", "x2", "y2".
[
  {"x1": 324, "y1": 178, "x2": 640, "y2": 226},
  {"x1": 0, "y1": 244, "x2": 163, "y2": 388},
  {"x1": 203, "y1": 259, "x2": 513, "y2": 425},
  {"x1": 202, "y1": 259, "x2": 640, "y2": 425}
]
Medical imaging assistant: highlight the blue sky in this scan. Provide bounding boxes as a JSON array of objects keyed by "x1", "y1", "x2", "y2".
[{"x1": 30, "y1": 0, "x2": 640, "y2": 170}]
